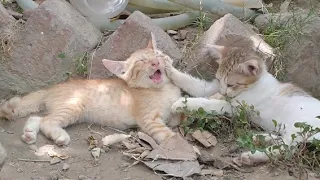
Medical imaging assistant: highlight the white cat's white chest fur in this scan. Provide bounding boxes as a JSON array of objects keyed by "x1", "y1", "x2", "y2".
[{"x1": 233, "y1": 73, "x2": 320, "y2": 143}]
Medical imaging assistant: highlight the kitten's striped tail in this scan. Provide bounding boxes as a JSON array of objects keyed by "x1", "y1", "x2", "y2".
[{"x1": 0, "y1": 90, "x2": 47, "y2": 120}]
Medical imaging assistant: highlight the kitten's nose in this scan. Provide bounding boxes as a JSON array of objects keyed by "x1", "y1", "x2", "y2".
[{"x1": 151, "y1": 60, "x2": 160, "y2": 67}]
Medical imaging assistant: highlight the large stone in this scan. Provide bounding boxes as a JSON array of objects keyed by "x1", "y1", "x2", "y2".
[
  {"x1": 0, "y1": 3, "x2": 15, "y2": 27},
  {"x1": 185, "y1": 14, "x2": 274, "y2": 80},
  {"x1": 89, "y1": 11, "x2": 182, "y2": 79},
  {"x1": 254, "y1": 12, "x2": 320, "y2": 98},
  {"x1": 0, "y1": 0, "x2": 102, "y2": 99},
  {"x1": 0, "y1": 143, "x2": 6, "y2": 171}
]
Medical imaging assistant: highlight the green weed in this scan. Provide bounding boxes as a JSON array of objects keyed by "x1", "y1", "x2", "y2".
[{"x1": 74, "y1": 52, "x2": 89, "y2": 77}]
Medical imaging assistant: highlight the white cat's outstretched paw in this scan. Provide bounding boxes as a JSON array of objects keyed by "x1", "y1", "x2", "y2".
[
  {"x1": 233, "y1": 152, "x2": 253, "y2": 166},
  {"x1": 51, "y1": 128, "x2": 71, "y2": 146},
  {"x1": 233, "y1": 151, "x2": 270, "y2": 166},
  {"x1": 21, "y1": 116, "x2": 41, "y2": 144},
  {"x1": 171, "y1": 98, "x2": 187, "y2": 113}
]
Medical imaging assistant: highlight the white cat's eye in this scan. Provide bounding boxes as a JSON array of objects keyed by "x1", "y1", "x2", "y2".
[{"x1": 227, "y1": 84, "x2": 233, "y2": 87}]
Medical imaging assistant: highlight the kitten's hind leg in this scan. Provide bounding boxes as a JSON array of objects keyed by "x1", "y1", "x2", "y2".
[
  {"x1": 40, "y1": 108, "x2": 82, "y2": 146},
  {"x1": 21, "y1": 116, "x2": 42, "y2": 144}
]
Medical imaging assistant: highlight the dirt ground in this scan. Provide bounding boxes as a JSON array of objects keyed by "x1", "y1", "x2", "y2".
[
  {"x1": 0, "y1": 119, "x2": 162, "y2": 180},
  {"x1": 0, "y1": 118, "x2": 312, "y2": 180}
]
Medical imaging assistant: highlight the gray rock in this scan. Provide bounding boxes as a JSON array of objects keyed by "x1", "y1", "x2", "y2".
[
  {"x1": 0, "y1": 143, "x2": 7, "y2": 171},
  {"x1": 0, "y1": 0, "x2": 101, "y2": 99},
  {"x1": 254, "y1": 12, "x2": 320, "y2": 98},
  {"x1": 0, "y1": 3, "x2": 15, "y2": 26},
  {"x1": 89, "y1": 11, "x2": 182, "y2": 79},
  {"x1": 185, "y1": 14, "x2": 274, "y2": 80}
]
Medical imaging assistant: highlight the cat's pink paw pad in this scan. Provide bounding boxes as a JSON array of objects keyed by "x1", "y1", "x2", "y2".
[{"x1": 21, "y1": 131, "x2": 37, "y2": 144}]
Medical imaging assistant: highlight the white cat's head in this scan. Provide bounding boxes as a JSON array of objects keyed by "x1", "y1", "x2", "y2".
[
  {"x1": 102, "y1": 33, "x2": 173, "y2": 89},
  {"x1": 207, "y1": 45, "x2": 267, "y2": 97}
]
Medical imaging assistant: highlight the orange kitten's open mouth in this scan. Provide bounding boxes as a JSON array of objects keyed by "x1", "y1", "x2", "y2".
[{"x1": 149, "y1": 69, "x2": 162, "y2": 84}]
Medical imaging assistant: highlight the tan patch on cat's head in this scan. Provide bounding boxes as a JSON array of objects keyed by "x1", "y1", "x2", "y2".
[
  {"x1": 208, "y1": 45, "x2": 266, "y2": 97},
  {"x1": 102, "y1": 33, "x2": 173, "y2": 89}
]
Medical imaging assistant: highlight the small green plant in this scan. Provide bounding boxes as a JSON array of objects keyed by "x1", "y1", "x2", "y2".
[
  {"x1": 74, "y1": 52, "x2": 89, "y2": 77},
  {"x1": 263, "y1": 9, "x2": 316, "y2": 81},
  {"x1": 177, "y1": 96, "x2": 230, "y2": 136},
  {"x1": 177, "y1": 97, "x2": 260, "y2": 139},
  {"x1": 57, "y1": 52, "x2": 66, "y2": 59},
  {"x1": 237, "y1": 117, "x2": 320, "y2": 177}
]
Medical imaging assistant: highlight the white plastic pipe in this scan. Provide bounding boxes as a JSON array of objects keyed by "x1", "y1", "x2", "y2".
[{"x1": 16, "y1": 0, "x2": 39, "y2": 10}]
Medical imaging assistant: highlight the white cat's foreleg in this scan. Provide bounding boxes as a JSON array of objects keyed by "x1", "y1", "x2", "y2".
[
  {"x1": 21, "y1": 116, "x2": 42, "y2": 144},
  {"x1": 171, "y1": 97, "x2": 232, "y2": 115},
  {"x1": 234, "y1": 150, "x2": 276, "y2": 166},
  {"x1": 166, "y1": 64, "x2": 219, "y2": 97}
]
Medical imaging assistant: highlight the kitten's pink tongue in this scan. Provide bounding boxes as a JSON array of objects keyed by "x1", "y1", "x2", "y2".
[{"x1": 150, "y1": 71, "x2": 162, "y2": 83}]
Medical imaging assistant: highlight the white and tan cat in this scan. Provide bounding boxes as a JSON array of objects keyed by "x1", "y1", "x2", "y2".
[
  {"x1": 0, "y1": 35, "x2": 182, "y2": 146},
  {"x1": 166, "y1": 45, "x2": 320, "y2": 166}
]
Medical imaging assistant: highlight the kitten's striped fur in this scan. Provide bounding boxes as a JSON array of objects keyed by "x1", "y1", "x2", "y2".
[{"x1": 0, "y1": 35, "x2": 182, "y2": 146}]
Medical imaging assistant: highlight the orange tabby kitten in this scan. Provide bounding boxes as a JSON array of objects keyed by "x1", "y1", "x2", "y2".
[{"x1": 0, "y1": 34, "x2": 182, "y2": 146}]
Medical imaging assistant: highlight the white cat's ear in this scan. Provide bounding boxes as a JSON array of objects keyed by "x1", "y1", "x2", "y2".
[
  {"x1": 207, "y1": 45, "x2": 227, "y2": 64},
  {"x1": 238, "y1": 60, "x2": 260, "y2": 76},
  {"x1": 102, "y1": 59, "x2": 126, "y2": 76},
  {"x1": 146, "y1": 32, "x2": 157, "y2": 50}
]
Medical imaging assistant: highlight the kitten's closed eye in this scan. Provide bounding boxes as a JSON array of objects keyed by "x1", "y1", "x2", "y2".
[{"x1": 227, "y1": 84, "x2": 233, "y2": 88}]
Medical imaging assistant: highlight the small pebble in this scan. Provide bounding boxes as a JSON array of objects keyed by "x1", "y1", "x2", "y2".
[
  {"x1": 16, "y1": 168, "x2": 23, "y2": 173},
  {"x1": 62, "y1": 163, "x2": 70, "y2": 171},
  {"x1": 179, "y1": 30, "x2": 189, "y2": 40},
  {"x1": 166, "y1": 30, "x2": 178, "y2": 35},
  {"x1": 91, "y1": 148, "x2": 101, "y2": 161},
  {"x1": 29, "y1": 145, "x2": 38, "y2": 151},
  {"x1": 172, "y1": 35, "x2": 181, "y2": 40},
  {"x1": 50, "y1": 157, "x2": 61, "y2": 165},
  {"x1": 78, "y1": 175, "x2": 92, "y2": 180}
]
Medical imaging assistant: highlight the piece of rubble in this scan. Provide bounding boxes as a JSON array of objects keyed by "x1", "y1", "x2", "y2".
[
  {"x1": 192, "y1": 130, "x2": 217, "y2": 148},
  {"x1": 179, "y1": 30, "x2": 188, "y2": 40},
  {"x1": 91, "y1": 148, "x2": 101, "y2": 161},
  {"x1": 50, "y1": 157, "x2": 62, "y2": 165},
  {"x1": 167, "y1": 30, "x2": 178, "y2": 35},
  {"x1": 78, "y1": 175, "x2": 92, "y2": 180},
  {"x1": 201, "y1": 168, "x2": 224, "y2": 177},
  {"x1": 34, "y1": 145, "x2": 55, "y2": 156},
  {"x1": 185, "y1": 13, "x2": 274, "y2": 80},
  {"x1": 143, "y1": 160, "x2": 201, "y2": 178},
  {"x1": 62, "y1": 163, "x2": 70, "y2": 171},
  {"x1": 89, "y1": 11, "x2": 182, "y2": 79},
  {"x1": 0, "y1": 0, "x2": 101, "y2": 99},
  {"x1": 0, "y1": 143, "x2": 7, "y2": 171}
]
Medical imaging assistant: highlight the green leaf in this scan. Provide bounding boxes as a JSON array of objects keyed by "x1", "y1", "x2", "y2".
[
  {"x1": 316, "y1": 116, "x2": 320, "y2": 119},
  {"x1": 272, "y1": 119, "x2": 278, "y2": 128},
  {"x1": 58, "y1": 53, "x2": 66, "y2": 59},
  {"x1": 291, "y1": 134, "x2": 297, "y2": 141}
]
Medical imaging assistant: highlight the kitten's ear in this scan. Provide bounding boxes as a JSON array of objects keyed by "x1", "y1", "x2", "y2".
[
  {"x1": 146, "y1": 32, "x2": 157, "y2": 50},
  {"x1": 207, "y1": 45, "x2": 227, "y2": 64},
  {"x1": 102, "y1": 59, "x2": 126, "y2": 76},
  {"x1": 237, "y1": 60, "x2": 260, "y2": 76}
]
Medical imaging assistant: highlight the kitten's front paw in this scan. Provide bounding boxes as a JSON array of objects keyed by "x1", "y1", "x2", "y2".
[
  {"x1": 21, "y1": 130, "x2": 37, "y2": 144},
  {"x1": 21, "y1": 116, "x2": 41, "y2": 144},
  {"x1": 171, "y1": 98, "x2": 187, "y2": 113},
  {"x1": 233, "y1": 152, "x2": 253, "y2": 166},
  {"x1": 51, "y1": 129, "x2": 71, "y2": 146}
]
